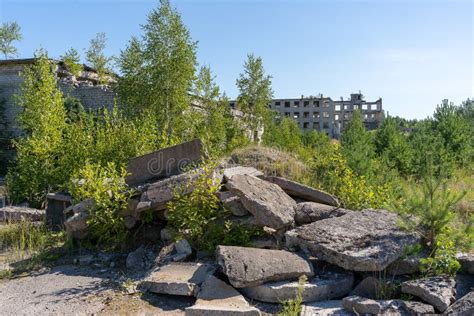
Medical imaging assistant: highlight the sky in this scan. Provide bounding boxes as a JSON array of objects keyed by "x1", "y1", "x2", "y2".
[{"x1": 0, "y1": 0, "x2": 472, "y2": 119}]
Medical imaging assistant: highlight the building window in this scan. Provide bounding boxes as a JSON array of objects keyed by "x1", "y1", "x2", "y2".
[
  {"x1": 335, "y1": 114, "x2": 340, "y2": 120},
  {"x1": 230, "y1": 102, "x2": 235, "y2": 108},
  {"x1": 335, "y1": 105, "x2": 341, "y2": 111},
  {"x1": 362, "y1": 104, "x2": 368, "y2": 110},
  {"x1": 284, "y1": 101, "x2": 290, "y2": 107},
  {"x1": 293, "y1": 112, "x2": 299, "y2": 119},
  {"x1": 294, "y1": 101, "x2": 300, "y2": 107},
  {"x1": 344, "y1": 104, "x2": 349, "y2": 110},
  {"x1": 313, "y1": 122, "x2": 319, "y2": 129},
  {"x1": 363, "y1": 114, "x2": 368, "y2": 119},
  {"x1": 303, "y1": 112, "x2": 309, "y2": 118},
  {"x1": 313, "y1": 112, "x2": 320, "y2": 119},
  {"x1": 303, "y1": 100, "x2": 309, "y2": 107},
  {"x1": 344, "y1": 113, "x2": 349, "y2": 119},
  {"x1": 323, "y1": 101, "x2": 330, "y2": 108},
  {"x1": 313, "y1": 100, "x2": 320, "y2": 107},
  {"x1": 275, "y1": 101, "x2": 281, "y2": 108},
  {"x1": 285, "y1": 112, "x2": 290, "y2": 117},
  {"x1": 323, "y1": 111, "x2": 329, "y2": 118},
  {"x1": 323, "y1": 122, "x2": 329, "y2": 129},
  {"x1": 303, "y1": 122, "x2": 309, "y2": 129}
]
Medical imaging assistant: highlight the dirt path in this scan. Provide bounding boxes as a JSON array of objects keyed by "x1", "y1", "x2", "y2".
[{"x1": 0, "y1": 265, "x2": 192, "y2": 315}]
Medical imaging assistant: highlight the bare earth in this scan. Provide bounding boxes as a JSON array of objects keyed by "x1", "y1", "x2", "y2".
[{"x1": 0, "y1": 265, "x2": 193, "y2": 315}]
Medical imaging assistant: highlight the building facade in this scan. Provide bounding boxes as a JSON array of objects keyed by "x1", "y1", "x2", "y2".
[{"x1": 230, "y1": 93, "x2": 383, "y2": 139}]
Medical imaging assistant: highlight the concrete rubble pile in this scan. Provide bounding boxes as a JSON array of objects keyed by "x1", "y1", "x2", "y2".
[{"x1": 1, "y1": 140, "x2": 472, "y2": 315}]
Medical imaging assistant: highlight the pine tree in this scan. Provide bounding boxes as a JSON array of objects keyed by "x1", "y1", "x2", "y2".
[
  {"x1": 86, "y1": 32, "x2": 112, "y2": 83},
  {"x1": 61, "y1": 47, "x2": 83, "y2": 77}
]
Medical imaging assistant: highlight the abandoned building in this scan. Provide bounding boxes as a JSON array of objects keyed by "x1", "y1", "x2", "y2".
[
  {"x1": 230, "y1": 93, "x2": 384, "y2": 138},
  {"x1": 0, "y1": 58, "x2": 116, "y2": 174}
]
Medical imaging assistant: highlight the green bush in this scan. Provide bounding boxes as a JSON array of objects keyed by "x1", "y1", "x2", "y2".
[
  {"x1": 278, "y1": 275, "x2": 307, "y2": 316},
  {"x1": 68, "y1": 161, "x2": 131, "y2": 247},
  {"x1": 420, "y1": 231, "x2": 461, "y2": 276}
]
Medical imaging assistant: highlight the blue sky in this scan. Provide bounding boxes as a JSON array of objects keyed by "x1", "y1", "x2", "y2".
[{"x1": 1, "y1": 0, "x2": 472, "y2": 119}]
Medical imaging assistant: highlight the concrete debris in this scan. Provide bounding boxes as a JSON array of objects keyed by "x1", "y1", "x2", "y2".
[{"x1": 401, "y1": 276, "x2": 456, "y2": 312}]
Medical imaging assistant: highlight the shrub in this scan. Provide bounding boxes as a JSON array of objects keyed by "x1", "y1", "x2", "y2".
[
  {"x1": 278, "y1": 275, "x2": 307, "y2": 316},
  {"x1": 67, "y1": 161, "x2": 131, "y2": 247},
  {"x1": 420, "y1": 231, "x2": 461, "y2": 276}
]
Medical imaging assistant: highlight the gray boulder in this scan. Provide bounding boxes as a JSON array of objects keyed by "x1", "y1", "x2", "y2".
[
  {"x1": 387, "y1": 249, "x2": 428, "y2": 276},
  {"x1": 241, "y1": 270, "x2": 354, "y2": 303},
  {"x1": 63, "y1": 198, "x2": 95, "y2": 239},
  {"x1": 295, "y1": 202, "x2": 350, "y2": 225},
  {"x1": 262, "y1": 176, "x2": 339, "y2": 206},
  {"x1": 401, "y1": 276, "x2": 456, "y2": 312},
  {"x1": 285, "y1": 209, "x2": 420, "y2": 271},
  {"x1": 350, "y1": 276, "x2": 396, "y2": 300},
  {"x1": 185, "y1": 275, "x2": 260, "y2": 316},
  {"x1": 216, "y1": 246, "x2": 313, "y2": 288},
  {"x1": 140, "y1": 262, "x2": 216, "y2": 297},
  {"x1": 225, "y1": 175, "x2": 296, "y2": 230},
  {"x1": 444, "y1": 291, "x2": 474, "y2": 316},
  {"x1": 126, "y1": 246, "x2": 155, "y2": 271},
  {"x1": 342, "y1": 295, "x2": 435, "y2": 315},
  {"x1": 457, "y1": 253, "x2": 474, "y2": 274}
]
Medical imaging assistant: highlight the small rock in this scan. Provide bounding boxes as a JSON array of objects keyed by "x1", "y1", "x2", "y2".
[
  {"x1": 185, "y1": 275, "x2": 260, "y2": 315},
  {"x1": 226, "y1": 175, "x2": 296, "y2": 230},
  {"x1": 223, "y1": 195, "x2": 249, "y2": 217},
  {"x1": 126, "y1": 246, "x2": 149, "y2": 271},
  {"x1": 342, "y1": 296, "x2": 435, "y2": 315},
  {"x1": 222, "y1": 166, "x2": 263, "y2": 181},
  {"x1": 78, "y1": 255, "x2": 94, "y2": 265},
  {"x1": 401, "y1": 276, "x2": 456, "y2": 312},
  {"x1": 140, "y1": 262, "x2": 216, "y2": 297},
  {"x1": 399, "y1": 300, "x2": 435, "y2": 314},
  {"x1": 294, "y1": 202, "x2": 350, "y2": 225},
  {"x1": 63, "y1": 199, "x2": 95, "y2": 239},
  {"x1": 172, "y1": 239, "x2": 192, "y2": 262},
  {"x1": 262, "y1": 176, "x2": 339, "y2": 206},
  {"x1": 160, "y1": 227, "x2": 173, "y2": 242},
  {"x1": 216, "y1": 245, "x2": 314, "y2": 288},
  {"x1": 444, "y1": 291, "x2": 474, "y2": 315},
  {"x1": 242, "y1": 270, "x2": 354, "y2": 303}
]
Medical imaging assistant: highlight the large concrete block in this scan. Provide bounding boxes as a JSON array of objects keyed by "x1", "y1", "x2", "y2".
[
  {"x1": 125, "y1": 139, "x2": 203, "y2": 186},
  {"x1": 45, "y1": 192, "x2": 72, "y2": 231}
]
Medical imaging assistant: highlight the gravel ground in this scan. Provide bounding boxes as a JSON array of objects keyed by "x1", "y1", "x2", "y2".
[{"x1": 0, "y1": 264, "x2": 192, "y2": 315}]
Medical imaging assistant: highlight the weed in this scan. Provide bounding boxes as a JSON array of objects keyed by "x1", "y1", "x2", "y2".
[{"x1": 278, "y1": 275, "x2": 307, "y2": 316}]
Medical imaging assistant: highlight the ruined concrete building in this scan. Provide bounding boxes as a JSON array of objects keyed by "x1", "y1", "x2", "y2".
[
  {"x1": 231, "y1": 93, "x2": 383, "y2": 138},
  {"x1": 0, "y1": 59, "x2": 116, "y2": 173}
]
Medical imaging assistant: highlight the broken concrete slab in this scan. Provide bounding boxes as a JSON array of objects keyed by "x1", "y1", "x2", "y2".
[
  {"x1": 222, "y1": 166, "x2": 263, "y2": 182},
  {"x1": 444, "y1": 291, "x2": 474, "y2": 316},
  {"x1": 350, "y1": 277, "x2": 388, "y2": 300},
  {"x1": 241, "y1": 270, "x2": 354, "y2": 303},
  {"x1": 294, "y1": 202, "x2": 350, "y2": 225},
  {"x1": 125, "y1": 139, "x2": 203, "y2": 186},
  {"x1": 285, "y1": 209, "x2": 420, "y2": 271},
  {"x1": 140, "y1": 262, "x2": 216, "y2": 297},
  {"x1": 216, "y1": 246, "x2": 313, "y2": 288},
  {"x1": 185, "y1": 275, "x2": 260, "y2": 316},
  {"x1": 262, "y1": 176, "x2": 339, "y2": 206},
  {"x1": 217, "y1": 191, "x2": 249, "y2": 217},
  {"x1": 45, "y1": 192, "x2": 72, "y2": 230},
  {"x1": 401, "y1": 276, "x2": 456, "y2": 312},
  {"x1": 63, "y1": 199, "x2": 95, "y2": 239},
  {"x1": 301, "y1": 300, "x2": 353, "y2": 316},
  {"x1": 225, "y1": 175, "x2": 296, "y2": 230},
  {"x1": 0, "y1": 206, "x2": 46, "y2": 222}
]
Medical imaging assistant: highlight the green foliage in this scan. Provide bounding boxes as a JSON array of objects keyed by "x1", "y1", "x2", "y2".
[
  {"x1": 0, "y1": 21, "x2": 22, "y2": 59},
  {"x1": 167, "y1": 165, "x2": 222, "y2": 248},
  {"x1": 63, "y1": 96, "x2": 84, "y2": 123},
  {"x1": 311, "y1": 143, "x2": 390, "y2": 209},
  {"x1": 68, "y1": 161, "x2": 131, "y2": 247},
  {"x1": 278, "y1": 275, "x2": 307, "y2": 316},
  {"x1": 61, "y1": 47, "x2": 83, "y2": 77},
  {"x1": 236, "y1": 53, "x2": 273, "y2": 142},
  {"x1": 86, "y1": 32, "x2": 112, "y2": 83},
  {"x1": 341, "y1": 110, "x2": 376, "y2": 178},
  {"x1": 420, "y1": 232, "x2": 461, "y2": 276},
  {"x1": 117, "y1": 0, "x2": 197, "y2": 144},
  {"x1": 6, "y1": 50, "x2": 67, "y2": 206},
  {"x1": 167, "y1": 164, "x2": 261, "y2": 251},
  {"x1": 396, "y1": 168, "x2": 466, "y2": 248}
]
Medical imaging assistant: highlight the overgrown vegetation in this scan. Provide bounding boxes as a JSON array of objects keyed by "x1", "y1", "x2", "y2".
[{"x1": 278, "y1": 275, "x2": 307, "y2": 316}]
